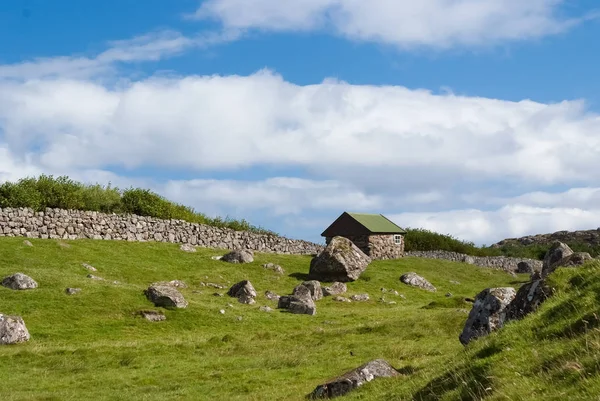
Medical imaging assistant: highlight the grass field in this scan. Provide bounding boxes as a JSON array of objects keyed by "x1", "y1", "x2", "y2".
[{"x1": 0, "y1": 237, "x2": 598, "y2": 400}]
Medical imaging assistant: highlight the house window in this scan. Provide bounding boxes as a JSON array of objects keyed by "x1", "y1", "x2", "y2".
[{"x1": 394, "y1": 235, "x2": 402, "y2": 245}]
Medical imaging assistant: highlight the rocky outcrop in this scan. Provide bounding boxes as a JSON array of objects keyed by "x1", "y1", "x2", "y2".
[
  {"x1": 1, "y1": 273, "x2": 38, "y2": 290},
  {"x1": 459, "y1": 287, "x2": 516, "y2": 345},
  {"x1": 144, "y1": 284, "x2": 188, "y2": 308},
  {"x1": 562, "y1": 252, "x2": 592, "y2": 267},
  {"x1": 494, "y1": 228, "x2": 600, "y2": 248},
  {"x1": 405, "y1": 251, "x2": 542, "y2": 273},
  {"x1": 400, "y1": 272, "x2": 436, "y2": 292},
  {"x1": 227, "y1": 280, "x2": 257, "y2": 304},
  {"x1": 221, "y1": 250, "x2": 254, "y2": 264},
  {"x1": 308, "y1": 359, "x2": 399, "y2": 399},
  {"x1": 308, "y1": 236, "x2": 371, "y2": 282},
  {"x1": 0, "y1": 314, "x2": 31, "y2": 345},
  {"x1": 322, "y1": 282, "x2": 347, "y2": 297},
  {"x1": 0, "y1": 207, "x2": 323, "y2": 255}
]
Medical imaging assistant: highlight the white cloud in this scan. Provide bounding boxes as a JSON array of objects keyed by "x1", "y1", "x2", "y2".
[{"x1": 193, "y1": 0, "x2": 583, "y2": 48}]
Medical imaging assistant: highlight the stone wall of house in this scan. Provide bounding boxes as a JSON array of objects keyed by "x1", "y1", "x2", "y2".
[
  {"x1": 0, "y1": 207, "x2": 324, "y2": 255},
  {"x1": 325, "y1": 234, "x2": 405, "y2": 260},
  {"x1": 405, "y1": 250, "x2": 543, "y2": 272}
]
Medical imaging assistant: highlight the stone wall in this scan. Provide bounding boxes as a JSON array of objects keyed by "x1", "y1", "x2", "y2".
[
  {"x1": 0, "y1": 208, "x2": 324, "y2": 255},
  {"x1": 405, "y1": 250, "x2": 543, "y2": 272},
  {"x1": 325, "y1": 234, "x2": 405, "y2": 260}
]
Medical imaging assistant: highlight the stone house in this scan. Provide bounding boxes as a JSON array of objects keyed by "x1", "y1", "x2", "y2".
[{"x1": 321, "y1": 212, "x2": 407, "y2": 260}]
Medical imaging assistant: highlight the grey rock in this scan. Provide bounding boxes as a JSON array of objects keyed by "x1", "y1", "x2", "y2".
[
  {"x1": 322, "y1": 282, "x2": 347, "y2": 297},
  {"x1": 144, "y1": 284, "x2": 188, "y2": 308},
  {"x1": 221, "y1": 249, "x2": 254, "y2": 264},
  {"x1": 459, "y1": 287, "x2": 516, "y2": 345},
  {"x1": 179, "y1": 244, "x2": 197, "y2": 253},
  {"x1": 506, "y1": 279, "x2": 553, "y2": 321},
  {"x1": 351, "y1": 294, "x2": 370, "y2": 302},
  {"x1": 308, "y1": 236, "x2": 371, "y2": 282},
  {"x1": 139, "y1": 310, "x2": 166, "y2": 322},
  {"x1": 308, "y1": 359, "x2": 399, "y2": 399},
  {"x1": 561, "y1": 252, "x2": 593, "y2": 267},
  {"x1": 263, "y1": 263, "x2": 285, "y2": 274},
  {"x1": 82, "y1": 263, "x2": 97, "y2": 272},
  {"x1": 542, "y1": 241, "x2": 574, "y2": 278},
  {"x1": 259, "y1": 306, "x2": 273, "y2": 312},
  {"x1": 298, "y1": 280, "x2": 323, "y2": 301},
  {"x1": 87, "y1": 274, "x2": 104, "y2": 281},
  {"x1": 0, "y1": 314, "x2": 30, "y2": 345},
  {"x1": 264, "y1": 290, "x2": 280, "y2": 301},
  {"x1": 462, "y1": 255, "x2": 475, "y2": 264},
  {"x1": 445, "y1": 293, "x2": 453, "y2": 297},
  {"x1": 516, "y1": 261, "x2": 535, "y2": 274},
  {"x1": 400, "y1": 272, "x2": 436, "y2": 292},
  {"x1": 23, "y1": 240, "x2": 33, "y2": 247},
  {"x1": 2, "y1": 273, "x2": 38, "y2": 290},
  {"x1": 333, "y1": 296, "x2": 351, "y2": 303},
  {"x1": 65, "y1": 287, "x2": 82, "y2": 295},
  {"x1": 211, "y1": 255, "x2": 223, "y2": 260},
  {"x1": 227, "y1": 280, "x2": 257, "y2": 304}
]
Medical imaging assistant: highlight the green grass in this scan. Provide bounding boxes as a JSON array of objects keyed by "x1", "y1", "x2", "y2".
[{"x1": 0, "y1": 238, "x2": 597, "y2": 400}]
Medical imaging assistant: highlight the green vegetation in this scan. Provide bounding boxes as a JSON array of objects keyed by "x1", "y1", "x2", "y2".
[
  {"x1": 0, "y1": 238, "x2": 598, "y2": 400},
  {"x1": 0, "y1": 175, "x2": 275, "y2": 235}
]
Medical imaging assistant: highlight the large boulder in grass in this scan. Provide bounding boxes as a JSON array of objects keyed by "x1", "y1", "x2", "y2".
[
  {"x1": 144, "y1": 285, "x2": 188, "y2": 309},
  {"x1": 308, "y1": 236, "x2": 371, "y2": 282},
  {"x1": 0, "y1": 314, "x2": 30, "y2": 344},
  {"x1": 506, "y1": 279, "x2": 553, "y2": 321},
  {"x1": 221, "y1": 250, "x2": 254, "y2": 264},
  {"x1": 400, "y1": 272, "x2": 436, "y2": 292},
  {"x1": 459, "y1": 287, "x2": 516, "y2": 345},
  {"x1": 227, "y1": 280, "x2": 257, "y2": 304},
  {"x1": 541, "y1": 241, "x2": 574, "y2": 278},
  {"x1": 308, "y1": 359, "x2": 399, "y2": 399},
  {"x1": 1, "y1": 273, "x2": 38, "y2": 290}
]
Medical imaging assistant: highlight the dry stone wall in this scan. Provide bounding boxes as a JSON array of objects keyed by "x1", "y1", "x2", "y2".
[
  {"x1": 405, "y1": 250, "x2": 543, "y2": 272},
  {"x1": 0, "y1": 208, "x2": 324, "y2": 255}
]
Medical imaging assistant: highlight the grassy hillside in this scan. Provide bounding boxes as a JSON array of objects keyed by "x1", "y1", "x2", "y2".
[{"x1": 1, "y1": 238, "x2": 597, "y2": 400}]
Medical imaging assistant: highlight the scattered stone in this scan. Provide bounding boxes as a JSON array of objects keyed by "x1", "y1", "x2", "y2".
[
  {"x1": 278, "y1": 289, "x2": 317, "y2": 315},
  {"x1": 139, "y1": 310, "x2": 166, "y2": 322},
  {"x1": 23, "y1": 240, "x2": 33, "y2": 247},
  {"x1": 380, "y1": 287, "x2": 387, "y2": 292},
  {"x1": 263, "y1": 263, "x2": 285, "y2": 274},
  {"x1": 264, "y1": 290, "x2": 280, "y2": 301},
  {"x1": 462, "y1": 255, "x2": 475, "y2": 265},
  {"x1": 179, "y1": 244, "x2": 197, "y2": 253},
  {"x1": 308, "y1": 359, "x2": 399, "y2": 399},
  {"x1": 308, "y1": 236, "x2": 371, "y2": 282},
  {"x1": 152, "y1": 280, "x2": 187, "y2": 289},
  {"x1": 0, "y1": 314, "x2": 30, "y2": 345},
  {"x1": 516, "y1": 261, "x2": 535, "y2": 274},
  {"x1": 57, "y1": 241, "x2": 71, "y2": 249},
  {"x1": 333, "y1": 296, "x2": 351, "y2": 303},
  {"x1": 65, "y1": 287, "x2": 82, "y2": 295},
  {"x1": 351, "y1": 294, "x2": 370, "y2": 302},
  {"x1": 506, "y1": 279, "x2": 553, "y2": 321},
  {"x1": 562, "y1": 252, "x2": 593, "y2": 267},
  {"x1": 450, "y1": 280, "x2": 461, "y2": 285},
  {"x1": 213, "y1": 292, "x2": 224, "y2": 297},
  {"x1": 388, "y1": 290, "x2": 400, "y2": 296},
  {"x1": 203, "y1": 282, "x2": 225, "y2": 289},
  {"x1": 219, "y1": 309, "x2": 225, "y2": 314},
  {"x1": 459, "y1": 287, "x2": 516, "y2": 345},
  {"x1": 259, "y1": 306, "x2": 273, "y2": 312},
  {"x1": 236, "y1": 316, "x2": 243, "y2": 321},
  {"x1": 400, "y1": 272, "x2": 436, "y2": 292},
  {"x1": 296, "y1": 280, "x2": 323, "y2": 301},
  {"x1": 227, "y1": 280, "x2": 257, "y2": 304},
  {"x1": 542, "y1": 241, "x2": 574, "y2": 278},
  {"x1": 322, "y1": 282, "x2": 347, "y2": 297},
  {"x1": 1, "y1": 273, "x2": 38, "y2": 290},
  {"x1": 82, "y1": 263, "x2": 97, "y2": 272},
  {"x1": 144, "y1": 284, "x2": 188, "y2": 308},
  {"x1": 211, "y1": 255, "x2": 223, "y2": 260},
  {"x1": 445, "y1": 293, "x2": 453, "y2": 298},
  {"x1": 399, "y1": 294, "x2": 406, "y2": 299},
  {"x1": 87, "y1": 274, "x2": 104, "y2": 281},
  {"x1": 379, "y1": 297, "x2": 396, "y2": 305},
  {"x1": 221, "y1": 249, "x2": 254, "y2": 264}
]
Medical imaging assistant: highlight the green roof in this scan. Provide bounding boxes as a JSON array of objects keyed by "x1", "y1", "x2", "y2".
[{"x1": 347, "y1": 212, "x2": 406, "y2": 234}]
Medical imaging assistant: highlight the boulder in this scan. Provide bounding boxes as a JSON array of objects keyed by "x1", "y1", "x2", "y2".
[
  {"x1": 179, "y1": 244, "x2": 197, "y2": 253},
  {"x1": 263, "y1": 263, "x2": 285, "y2": 274},
  {"x1": 308, "y1": 359, "x2": 399, "y2": 399},
  {"x1": 227, "y1": 280, "x2": 257, "y2": 304},
  {"x1": 459, "y1": 287, "x2": 516, "y2": 345},
  {"x1": 516, "y1": 261, "x2": 535, "y2": 274},
  {"x1": 308, "y1": 236, "x2": 371, "y2": 282},
  {"x1": 278, "y1": 288, "x2": 316, "y2": 315},
  {"x1": 221, "y1": 250, "x2": 254, "y2": 264},
  {"x1": 0, "y1": 314, "x2": 30, "y2": 345},
  {"x1": 264, "y1": 290, "x2": 280, "y2": 301},
  {"x1": 506, "y1": 279, "x2": 553, "y2": 321},
  {"x1": 399, "y1": 272, "x2": 436, "y2": 292},
  {"x1": 295, "y1": 280, "x2": 323, "y2": 301},
  {"x1": 144, "y1": 284, "x2": 188, "y2": 308},
  {"x1": 562, "y1": 252, "x2": 593, "y2": 267},
  {"x1": 1, "y1": 273, "x2": 38, "y2": 290},
  {"x1": 259, "y1": 306, "x2": 273, "y2": 313},
  {"x1": 333, "y1": 296, "x2": 351, "y2": 303},
  {"x1": 541, "y1": 241, "x2": 574, "y2": 278},
  {"x1": 323, "y1": 282, "x2": 347, "y2": 297},
  {"x1": 23, "y1": 240, "x2": 33, "y2": 247}
]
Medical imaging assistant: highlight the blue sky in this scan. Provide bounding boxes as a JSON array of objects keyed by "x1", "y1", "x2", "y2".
[{"x1": 2, "y1": 0, "x2": 600, "y2": 245}]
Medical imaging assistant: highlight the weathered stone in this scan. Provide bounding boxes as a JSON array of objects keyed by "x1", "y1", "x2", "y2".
[
  {"x1": 308, "y1": 236, "x2": 371, "y2": 282},
  {"x1": 459, "y1": 287, "x2": 516, "y2": 345},
  {"x1": 333, "y1": 296, "x2": 351, "y2": 303},
  {"x1": 1, "y1": 273, "x2": 38, "y2": 290},
  {"x1": 152, "y1": 280, "x2": 187, "y2": 289},
  {"x1": 516, "y1": 261, "x2": 535, "y2": 274},
  {"x1": 23, "y1": 240, "x2": 33, "y2": 247},
  {"x1": 561, "y1": 252, "x2": 593, "y2": 267},
  {"x1": 87, "y1": 274, "x2": 104, "y2": 281},
  {"x1": 139, "y1": 310, "x2": 166, "y2": 322},
  {"x1": 542, "y1": 241, "x2": 574, "y2": 278},
  {"x1": 0, "y1": 314, "x2": 30, "y2": 344},
  {"x1": 221, "y1": 249, "x2": 254, "y2": 264},
  {"x1": 227, "y1": 280, "x2": 257, "y2": 304},
  {"x1": 351, "y1": 294, "x2": 370, "y2": 302},
  {"x1": 259, "y1": 306, "x2": 273, "y2": 312},
  {"x1": 322, "y1": 282, "x2": 347, "y2": 297},
  {"x1": 65, "y1": 287, "x2": 82, "y2": 295},
  {"x1": 298, "y1": 280, "x2": 323, "y2": 301},
  {"x1": 399, "y1": 272, "x2": 436, "y2": 292},
  {"x1": 264, "y1": 290, "x2": 280, "y2": 301},
  {"x1": 263, "y1": 263, "x2": 285, "y2": 274},
  {"x1": 278, "y1": 293, "x2": 316, "y2": 315},
  {"x1": 144, "y1": 285, "x2": 188, "y2": 308},
  {"x1": 179, "y1": 243, "x2": 197, "y2": 253},
  {"x1": 506, "y1": 279, "x2": 553, "y2": 321},
  {"x1": 308, "y1": 359, "x2": 399, "y2": 399},
  {"x1": 82, "y1": 263, "x2": 97, "y2": 272},
  {"x1": 462, "y1": 255, "x2": 475, "y2": 264}
]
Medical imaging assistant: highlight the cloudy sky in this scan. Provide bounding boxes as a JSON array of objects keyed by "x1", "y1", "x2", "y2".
[{"x1": 2, "y1": 0, "x2": 600, "y2": 245}]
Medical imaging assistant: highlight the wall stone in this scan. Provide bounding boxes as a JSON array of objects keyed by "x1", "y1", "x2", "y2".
[
  {"x1": 325, "y1": 234, "x2": 404, "y2": 260},
  {"x1": 0, "y1": 208, "x2": 324, "y2": 255},
  {"x1": 405, "y1": 250, "x2": 543, "y2": 272}
]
